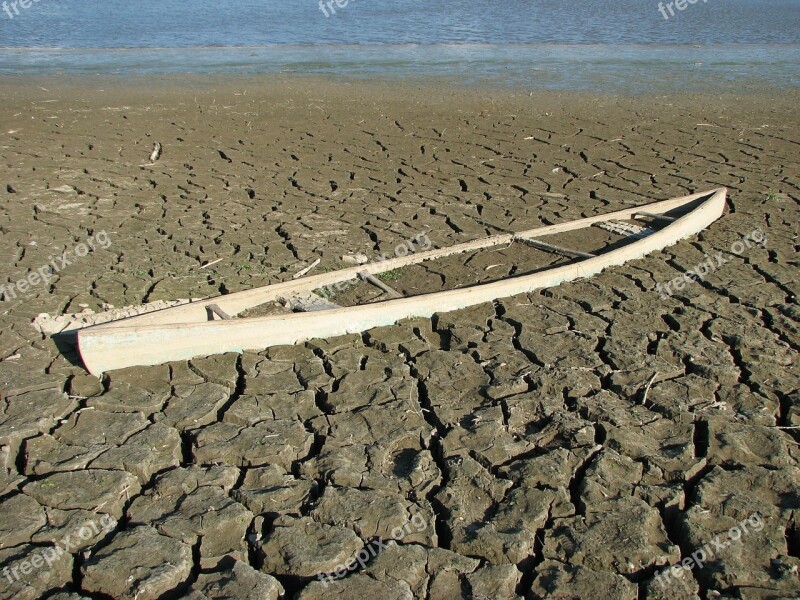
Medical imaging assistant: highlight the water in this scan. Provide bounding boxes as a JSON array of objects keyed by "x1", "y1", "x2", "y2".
[{"x1": 0, "y1": 0, "x2": 798, "y2": 92}]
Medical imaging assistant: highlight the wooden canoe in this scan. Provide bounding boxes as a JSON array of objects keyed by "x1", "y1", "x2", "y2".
[{"x1": 78, "y1": 188, "x2": 727, "y2": 374}]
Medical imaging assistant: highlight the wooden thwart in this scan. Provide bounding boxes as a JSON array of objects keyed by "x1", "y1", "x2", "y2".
[
  {"x1": 359, "y1": 271, "x2": 404, "y2": 299},
  {"x1": 517, "y1": 237, "x2": 596, "y2": 260},
  {"x1": 205, "y1": 304, "x2": 231, "y2": 320},
  {"x1": 634, "y1": 211, "x2": 677, "y2": 224}
]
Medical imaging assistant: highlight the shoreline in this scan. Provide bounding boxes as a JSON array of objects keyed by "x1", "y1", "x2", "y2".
[
  {"x1": 2, "y1": 72, "x2": 799, "y2": 102},
  {"x1": 1, "y1": 42, "x2": 798, "y2": 94}
]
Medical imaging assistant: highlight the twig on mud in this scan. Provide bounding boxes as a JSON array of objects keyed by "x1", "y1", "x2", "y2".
[
  {"x1": 640, "y1": 371, "x2": 659, "y2": 405},
  {"x1": 1, "y1": 445, "x2": 12, "y2": 474},
  {"x1": 694, "y1": 399, "x2": 728, "y2": 412},
  {"x1": 94, "y1": 484, "x2": 134, "y2": 513},
  {"x1": 405, "y1": 382, "x2": 426, "y2": 419},
  {"x1": 199, "y1": 258, "x2": 223, "y2": 270},
  {"x1": 556, "y1": 365, "x2": 620, "y2": 373},
  {"x1": 293, "y1": 258, "x2": 321, "y2": 279}
]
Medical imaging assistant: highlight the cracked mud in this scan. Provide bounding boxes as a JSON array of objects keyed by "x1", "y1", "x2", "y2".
[{"x1": 0, "y1": 78, "x2": 798, "y2": 599}]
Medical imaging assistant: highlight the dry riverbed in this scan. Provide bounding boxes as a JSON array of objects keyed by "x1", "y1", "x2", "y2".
[{"x1": 0, "y1": 76, "x2": 798, "y2": 599}]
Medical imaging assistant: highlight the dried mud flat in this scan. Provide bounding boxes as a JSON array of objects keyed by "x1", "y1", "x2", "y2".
[{"x1": 0, "y1": 76, "x2": 798, "y2": 599}]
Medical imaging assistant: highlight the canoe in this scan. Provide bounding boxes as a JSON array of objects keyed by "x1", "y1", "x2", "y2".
[{"x1": 78, "y1": 188, "x2": 727, "y2": 374}]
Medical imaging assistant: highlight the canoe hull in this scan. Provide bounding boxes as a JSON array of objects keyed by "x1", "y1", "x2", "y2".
[{"x1": 78, "y1": 188, "x2": 727, "y2": 374}]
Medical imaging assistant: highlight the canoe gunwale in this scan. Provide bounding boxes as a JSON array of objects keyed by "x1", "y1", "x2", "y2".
[{"x1": 88, "y1": 188, "x2": 724, "y2": 331}]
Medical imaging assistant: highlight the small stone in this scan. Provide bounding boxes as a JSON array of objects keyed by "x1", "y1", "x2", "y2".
[{"x1": 342, "y1": 253, "x2": 369, "y2": 265}]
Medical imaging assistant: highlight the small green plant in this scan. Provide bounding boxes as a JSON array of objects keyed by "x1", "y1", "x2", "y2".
[
  {"x1": 766, "y1": 193, "x2": 778, "y2": 202},
  {"x1": 239, "y1": 263, "x2": 254, "y2": 271},
  {"x1": 319, "y1": 261, "x2": 346, "y2": 273},
  {"x1": 377, "y1": 269, "x2": 401, "y2": 282},
  {"x1": 131, "y1": 269, "x2": 148, "y2": 277}
]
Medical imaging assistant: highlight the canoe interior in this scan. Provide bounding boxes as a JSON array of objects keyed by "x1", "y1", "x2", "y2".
[
  {"x1": 242, "y1": 228, "x2": 622, "y2": 313},
  {"x1": 235, "y1": 197, "x2": 704, "y2": 315}
]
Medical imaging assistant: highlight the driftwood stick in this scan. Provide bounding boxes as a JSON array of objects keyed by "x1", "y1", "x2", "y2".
[
  {"x1": 640, "y1": 371, "x2": 659, "y2": 405},
  {"x1": 199, "y1": 258, "x2": 223, "y2": 270},
  {"x1": 293, "y1": 258, "x2": 321, "y2": 279}
]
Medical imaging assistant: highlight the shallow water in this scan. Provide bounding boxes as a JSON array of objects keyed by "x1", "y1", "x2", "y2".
[{"x1": 0, "y1": 0, "x2": 798, "y2": 91}]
